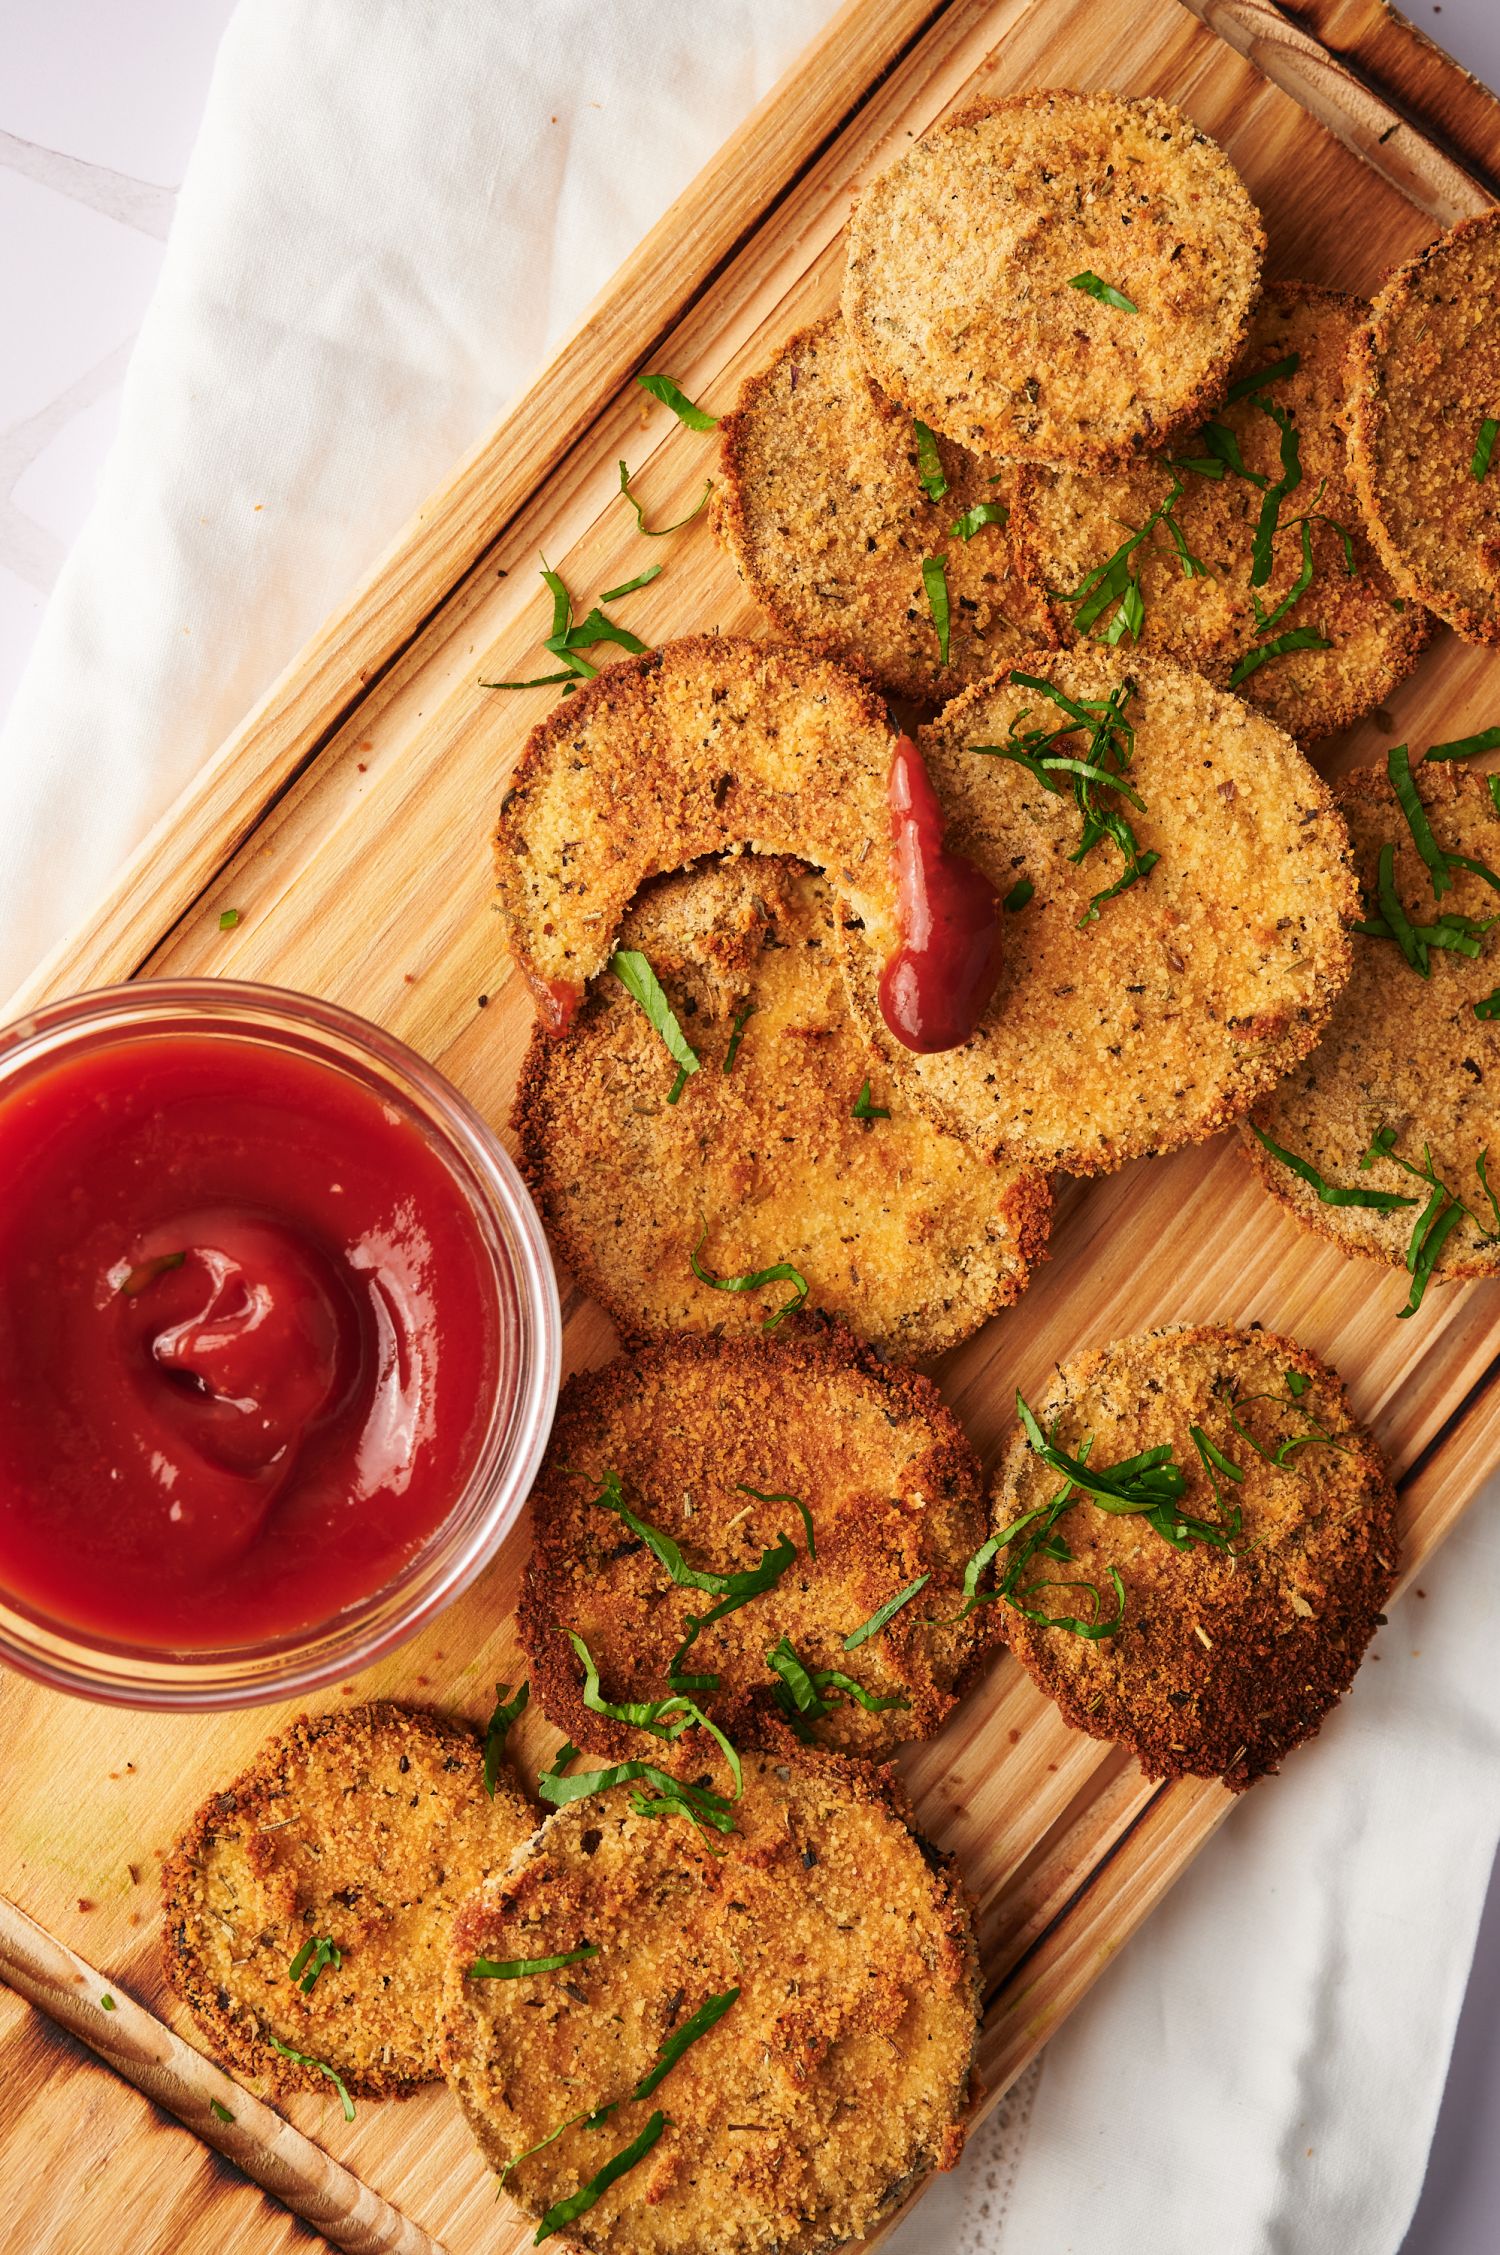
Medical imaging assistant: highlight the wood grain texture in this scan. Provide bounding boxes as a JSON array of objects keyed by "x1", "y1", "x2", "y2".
[
  {"x1": 3, "y1": 1, "x2": 1499, "y2": 2251},
  {"x1": 1300, "y1": 0, "x2": 1500, "y2": 200}
]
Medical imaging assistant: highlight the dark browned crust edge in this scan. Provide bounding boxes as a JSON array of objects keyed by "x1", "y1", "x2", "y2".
[
  {"x1": 491, "y1": 634, "x2": 895, "y2": 1014},
  {"x1": 996, "y1": 1325, "x2": 1399, "y2": 1792},
  {"x1": 1239, "y1": 760, "x2": 1500, "y2": 1285},
  {"x1": 1345, "y1": 210, "x2": 1500, "y2": 649},
  {"x1": 842, "y1": 88, "x2": 1265, "y2": 472},
  {"x1": 160, "y1": 1702, "x2": 535, "y2": 2100},
  {"x1": 517, "y1": 1329, "x2": 999, "y2": 1769}
]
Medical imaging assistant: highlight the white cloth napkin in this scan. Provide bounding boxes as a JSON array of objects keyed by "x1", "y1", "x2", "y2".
[{"x1": 3, "y1": 5, "x2": 1498, "y2": 2249}]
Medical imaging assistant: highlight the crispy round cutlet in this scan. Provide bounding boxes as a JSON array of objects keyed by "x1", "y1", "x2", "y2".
[
  {"x1": 1346, "y1": 210, "x2": 1500, "y2": 645},
  {"x1": 1010, "y1": 284, "x2": 1435, "y2": 742},
  {"x1": 838, "y1": 650, "x2": 1357, "y2": 1175},
  {"x1": 442, "y1": 1747, "x2": 979, "y2": 2255},
  {"x1": 514, "y1": 856, "x2": 1049, "y2": 1360},
  {"x1": 994, "y1": 1326, "x2": 1398, "y2": 1789},
  {"x1": 841, "y1": 90, "x2": 1264, "y2": 467},
  {"x1": 161, "y1": 1704, "x2": 536, "y2": 2098},
  {"x1": 1245, "y1": 762, "x2": 1500, "y2": 1287},
  {"x1": 713, "y1": 313, "x2": 1051, "y2": 702},
  {"x1": 518, "y1": 1333, "x2": 995, "y2": 1762},
  {"x1": 492, "y1": 637, "x2": 895, "y2": 1033}
]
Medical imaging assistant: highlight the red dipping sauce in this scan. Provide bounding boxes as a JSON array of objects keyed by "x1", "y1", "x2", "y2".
[
  {"x1": 879, "y1": 735, "x2": 1005, "y2": 1053},
  {"x1": 0, "y1": 1030, "x2": 501, "y2": 1653}
]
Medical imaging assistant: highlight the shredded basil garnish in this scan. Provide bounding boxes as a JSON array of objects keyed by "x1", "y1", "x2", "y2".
[
  {"x1": 472, "y1": 1946, "x2": 598, "y2": 1981},
  {"x1": 843, "y1": 1574, "x2": 931, "y2": 1651},
  {"x1": 1472, "y1": 417, "x2": 1498, "y2": 483},
  {"x1": 1425, "y1": 725, "x2": 1500, "y2": 761},
  {"x1": 1227, "y1": 625, "x2": 1330, "y2": 687},
  {"x1": 210, "y1": 2099, "x2": 234, "y2": 2124},
  {"x1": 1250, "y1": 1121, "x2": 1417, "y2": 1210},
  {"x1": 1067, "y1": 271, "x2": 1137, "y2": 312},
  {"x1": 267, "y1": 2035, "x2": 355, "y2": 2121},
  {"x1": 218, "y1": 908, "x2": 240, "y2": 931},
  {"x1": 723, "y1": 1002, "x2": 755, "y2": 1073},
  {"x1": 636, "y1": 372, "x2": 717, "y2": 430},
  {"x1": 1476, "y1": 988, "x2": 1500, "y2": 1021},
  {"x1": 610, "y1": 948, "x2": 700, "y2": 1099},
  {"x1": 1003, "y1": 877, "x2": 1034, "y2": 911},
  {"x1": 1246, "y1": 393, "x2": 1302, "y2": 588},
  {"x1": 483, "y1": 1680, "x2": 529, "y2": 1797},
  {"x1": 628, "y1": 1986, "x2": 738, "y2": 2104},
  {"x1": 735, "y1": 1484, "x2": 815, "y2": 1558},
  {"x1": 950, "y1": 499, "x2": 1008, "y2": 541},
  {"x1": 288, "y1": 1936, "x2": 341, "y2": 1995},
  {"x1": 1225, "y1": 353, "x2": 1300, "y2": 403},
  {"x1": 921, "y1": 554, "x2": 951, "y2": 665},
  {"x1": 1361, "y1": 1127, "x2": 1500, "y2": 1317},
  {"x1": 689, "y1": 1232, "x2": 808, "y2": 1328},
  {"x1": 534, "y1": 2110, "x2": 668, "y2": 2243},
  {"x1": 913, "y1": 420, "x2": 948, "y2": 502},
  {"x1": 617, "y1": 460, "x2": 711, "y2": 537},
  {"x1": 851, "y1": 1079, "x2": 889, "y2": 1121},
  {"x1": 480, "y1": 560, "x2": 653, "y2": 693},
  {"x1": 767, "y1": 1635, "x2": 908, "y2": 1734},
  {"x1": 976, "y1": 674, "x2": 1156, "y2": 925},
  {"x1": 1388, "y1": 743, "x2": 1452, "y2": 899}
]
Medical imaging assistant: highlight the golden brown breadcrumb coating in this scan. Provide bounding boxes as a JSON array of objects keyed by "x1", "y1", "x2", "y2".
[
  {"x1": 994, "y1": 1326, "x2": 1398, "y2": 1789},
  {"x1": 1346, "y1": 209, "x2": 1500, "y2": 645},
  {"x1": 1011, "y1": 284, "x2": 1434, "y2": 742},
  {"x1": 842, "y1": 90, "x2": 1264, "y2": 467},
  {"x1": 838, "y1": 650, "x2": 1357, "y2": 1174},
  {"x1": 713, "y1": 313, "x2": 1051, "y2": 702},
  {"x1": 1245, "y1": 760, "x2": 1500, "y2": 1291},
  {"x1": 442, "y1": 1747, "x2": 979, "y2": 2255},
  {"x1": 161, "y1": 1704, "x2": 536, "y2": 2098},
  {"x1": 513, "y1": 856, "x2": 1049, "y2": 1360},
  {"x1": 492, "y1": 638, "x2": 895, "y2": 1031},
  {"x1": 519, "y1": 1332, "x2": 996, "y2": 1763}
]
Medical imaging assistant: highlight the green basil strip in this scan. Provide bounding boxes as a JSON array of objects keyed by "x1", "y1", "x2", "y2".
[
  {"x1": 628, "y1": 1987, "x2": 739, "y2": 2104},
  {"x1": 569, "y1": 1629, "x2": 693, "y2": 1739},
  {"x1": 288, "y1": 1936, "x2": 342, "y2": 1994},
  {"x1": 1388, "y1": 743, "x2": 1452, "y2": 900},
  {"x1": 533, "y1": 2111, "x2": 667, "y2": 2244},
  {"x1": 851, "y1": 1078, "x2": 890, "y2": 1121},
  {"x1": 843, "y1": 1573, "x2": 931, "y2": 1651},
  {"x1": 1067, "y1": 270, "x2": 1137, "y2": 312},
  {"x1": 1194, "y1": 419, "x2": 1267, "y2": 486},
  {"x1": 1227, "y1": 625, "x2": 1330, "y2": 687},
  {"x1": 1003, "y1": 877, "x2": 1034, "y2": 911},
  {"x1": 1425, "y1": 725, "x2": 1500, "y2": 761},
  {"x1": 913, "y1": 419, "x2": 948, "y2": 502},
  {"x1": 472, "y1": 1947, "x2": 599, "y2": 1980},
  {"x1": 1016, "y1": 1393, "x2": 1188, "y2": 1514},
  {"x1": 636, "y1": 373, "x2": 717, "y2": 430},
  {"x1": 1247, "y1": 396, "x2": 1303, "y2": 588},
  {"x1": 483, "y1": 1680, "x2": 529, "y2": 1797},
  {"x1": 592, "y1": 1469, "x2": 796, "y2": 1605},
  {"x1": 950, "y1": 498, "x2": 1008, "y2": 540},
  {"x1": 1008, "y1": 1566, "x2": 1127, "y2": 1641},
  {"x1": 617, "y1": 460, "x2": 712, "y2": 537},
  {"x1": 1251, "y1": 1121, "x2": 1418, "y2": 1210},
  {"x1": 600, "y1": 563, "x2": 664, "y2": 601},
  {"x1": 1225, "y1": 352, "x2": 1299, "y2": 403},
  {"x1": 736, "y1": 1485, "x2": 815, "y2": 1559},
  {"x1": 689, "y1": 1233, "x2": 809, "y2": 1329},
  {"x1": 1472, "y1": 417, "x2": 1499, "y2": 483},
  {"x1": 1477, "y1": 989, "x2": 1500, "y2": 1022},
  {"x1": 723, "y1": 1002, "x2": 755, "y2": 1072},
  {"x1": 610, "y1": 949, "x2": 700, "y2": 1091},
  {"x1": 1250, "y1": 517, "x2": 1315, "y2": 639},
  {"x1": 922, "y1": 554, "x2": 951, "y2": 666},
  {"x1": 1401, "y1": 1198, "x2": 1467, "y2": 1318},
  {"x1": 266, "y1": 2036, "x2": 355, "y2": 2122},
  {"x1": 1374, "y1": 841, "x2": 1429, "y2": 974}
]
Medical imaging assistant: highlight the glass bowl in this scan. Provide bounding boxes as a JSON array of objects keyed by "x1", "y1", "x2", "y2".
[{"x1": 0, "y1": 979, "x2": 559, "y2": 1709}]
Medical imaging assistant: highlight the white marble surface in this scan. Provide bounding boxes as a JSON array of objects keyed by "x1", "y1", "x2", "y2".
[{"x1": 3, "y1": 2, "x2": 1500, "y2": 2250}]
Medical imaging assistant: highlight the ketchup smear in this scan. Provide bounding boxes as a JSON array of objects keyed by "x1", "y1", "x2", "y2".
[
  {"x1": 0, "y1": 1034, "x2": 499, "y2": 1653},
  {"x1": 878, "y1": 736, "x2": 1005, "y2": 1053}
]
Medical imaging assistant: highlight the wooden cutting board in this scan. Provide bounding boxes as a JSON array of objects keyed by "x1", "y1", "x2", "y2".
[{"x1": 4, "y1": 2, "x2": 1500, "y2": 2250}]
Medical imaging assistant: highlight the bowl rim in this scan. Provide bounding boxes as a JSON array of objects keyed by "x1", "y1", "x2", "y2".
[{"x1": 0, "y1": 976, "x2": 561, "y2": 1709}]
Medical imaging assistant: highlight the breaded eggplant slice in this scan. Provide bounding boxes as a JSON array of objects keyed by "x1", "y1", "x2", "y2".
[
  {"x1": 161, "y1": 1704, "x2": 536, "y2": 2098},
  {"x1": 493, "y1": 637, "x2": 894, "y2": 1034},
  {"x1": 842, "y1": 90, "x2": 1264, "y2": 467},
  {"x1": 1346, "y1": 210, "x2": 1500, "y2": 645},
  {"x1": 514, "y1": 856, "x2": 1049, "y2": 1360},
  {"x1": 442, "y1": 1747, "x2": 979, "y2": 2255},
  {"x1": 993, "y1": 1326, "x2": 1397, "y2": 1789},
  {"x1": 1011, "y1": 285, "x2": 1434, "y2": 742},
  {"x1": 1245, "y1": 761, "x2": 1500, "y2": 1294},
  {"x1": 713, "y1": 313, "x2": 1050, "y2": 702},
  {"x1": 518, "y1": 1333, "x2": 995, "y2": 1762},
  {"x1": 838, "y1": 651, "x2": 1357, "y2": 1175}
]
